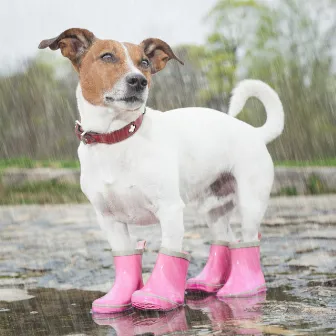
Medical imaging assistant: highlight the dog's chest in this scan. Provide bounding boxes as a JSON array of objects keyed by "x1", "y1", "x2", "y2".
[{"x1": 78, "y1": 143, "x2": 160, "y2": 225}]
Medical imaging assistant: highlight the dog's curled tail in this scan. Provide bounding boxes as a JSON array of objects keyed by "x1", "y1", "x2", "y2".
[{"x1": 228, "y1": 79, "x2": 284, "y2": 144}]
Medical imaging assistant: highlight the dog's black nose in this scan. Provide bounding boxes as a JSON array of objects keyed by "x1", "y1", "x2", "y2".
[{"x1": 126, "y1": 73, "x2": 148, "y2": 91}]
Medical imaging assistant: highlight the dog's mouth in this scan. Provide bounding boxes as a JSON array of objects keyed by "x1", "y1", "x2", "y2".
[{"x1": 105, "y1": 96, "x2": 143, "y2": 104}]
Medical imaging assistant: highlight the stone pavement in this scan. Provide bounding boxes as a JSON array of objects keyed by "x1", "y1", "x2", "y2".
[{"x1": 0, "y1": 195, "x2": 335, "y2": 335}]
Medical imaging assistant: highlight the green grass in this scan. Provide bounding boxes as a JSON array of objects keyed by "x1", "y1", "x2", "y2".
[
  {"x1": 0, "y1": 157, "x2": 335, "y2": 204},
  {"x1": 0, "y1": 180, "x2": 87, "y2": 205},
  {"x1": 0, "y1": 157, "x2": 335, "y2": 171},
  {"x1": 0, "y1": 159, "x2": 82, "y2": 204},
  {"x1": 276, "y1": 186, "x2": 298, "y2": 196},
  {"x1": 275, "y1": 158, "x2": 336, "y2": 167},
  {"x1": 0, "y1": 158, "x2": 80, "y2": 171}
]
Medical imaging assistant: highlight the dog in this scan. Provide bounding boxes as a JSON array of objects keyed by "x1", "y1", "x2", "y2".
[{"x1": 39, "y1": 28, "x2": 284, "y2": 313}]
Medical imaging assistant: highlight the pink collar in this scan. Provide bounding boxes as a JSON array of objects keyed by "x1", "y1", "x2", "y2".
[{"x1": 75, "y1": 109, "x2": 146, "y2": 145}]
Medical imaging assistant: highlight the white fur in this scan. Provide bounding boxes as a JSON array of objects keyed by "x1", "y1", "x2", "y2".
[
  {"x1": 77, "y1": 80, "x2": 284, "y2": 252},
  {"x1": 228, "y1": 79, "x2": 284, "y2": 144},
  {"x1": 121, "y1": 42, "x2": 143, "y2": 75}
]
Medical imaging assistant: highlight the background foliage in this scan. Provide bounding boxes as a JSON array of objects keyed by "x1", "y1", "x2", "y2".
[{"x1": 1, "y1": 0, "x2": 335, "y2": 161}]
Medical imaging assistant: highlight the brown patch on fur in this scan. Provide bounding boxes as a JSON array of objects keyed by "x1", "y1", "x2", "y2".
[
  {"x1": 210, "y1": 173, "x2": 236, "y2": 197},
  {"x1": 79, "y1": 41, "x2": 153, "y2": 106},
  {"x1": 78, "y1": 40, "x2": 128, "y2": 105},
  {"x1": 39, "y1": 28, "x2": 184, "y2": 106},
  {"x1": 140, "y1": 38, "x2": 184, "y2": 73},
  {"x1": 38, "y1": 28, "x2": 96, "y2": 71},
  {"x1": 208, "y1": 200, "x2": 235, "y2": 218}
]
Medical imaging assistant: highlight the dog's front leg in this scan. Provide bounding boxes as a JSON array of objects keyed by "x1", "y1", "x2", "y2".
[
  {"x1": 92, "y1": 212, "x2": 145, "y2": 314},
  {"x1": 96, "y1": 213, "x2": 134, "y2": 251},
  {"x1": 157, "y1": 200, "x2": 185, "y2": 252},
  {"x1": 131, "y1": 197, "x2": 190, "y2": 311}
]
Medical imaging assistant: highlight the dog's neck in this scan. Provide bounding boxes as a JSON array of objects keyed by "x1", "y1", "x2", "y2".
[{"x1": 76, "y1": 85, "x2": 146, "y2": 133}]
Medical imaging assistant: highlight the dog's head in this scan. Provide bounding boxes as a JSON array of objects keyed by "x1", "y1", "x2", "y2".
[{"x1": 39, "y1": 28, "x2": 183, "y2": 111}]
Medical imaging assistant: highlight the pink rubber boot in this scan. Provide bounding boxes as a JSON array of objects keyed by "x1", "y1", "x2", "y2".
[
  {"x1": 131, "y1": 248, "x2": 190, "y2": 311},
  {"x1": 92, "y1": 241, "x2": 146, "y2": 314},
  {"x1": 217, "y1": 242, "x2": 266, "y2": 298},
  {"x1": 186, "y1": 241, "x2": 230, "y2": 293}
]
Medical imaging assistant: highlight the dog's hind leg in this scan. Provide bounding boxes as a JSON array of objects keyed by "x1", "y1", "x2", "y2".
[
  {"x1": 204, "y1": 198, "x2": 237, "y2": 242},
  {"x1": 186, "y1": 196, "x2": 235, "y2": 293},
  {"x1": 202, "y1": 172, "x2": 238, "y2": 242},
  {"x1": 217, "y1": 163, "x2": 272, "y2": 299},
  {"x1": 235, "y1": 158, "x2": 273, "y2": 242}
]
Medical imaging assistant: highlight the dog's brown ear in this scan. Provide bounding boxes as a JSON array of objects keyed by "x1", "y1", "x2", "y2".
[
  {"x1": 38, "y1": 28, "x2": 96, "y2": 71},
  {"x1": 140, "y1": 38, "x2": 184, "y2": 74}
]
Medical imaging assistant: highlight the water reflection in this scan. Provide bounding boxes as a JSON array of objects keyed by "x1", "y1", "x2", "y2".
[
  {"x1": 94, "y1": 307, "x2": 188, "y2": 335},
  {"x1": 1, "y1": 286, "x2": 333, "y2": 335},
  {"x1": 187, "y1": 293, "x2": 266, "y2": 335},
  {"x1": 92, "y1": 293, "x2": 266, "y2": 335}
]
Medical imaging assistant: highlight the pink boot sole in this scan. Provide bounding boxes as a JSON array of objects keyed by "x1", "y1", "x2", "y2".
[
  {"x1": 186, "y1": 282, "x2": 225, "y2": 293},
  {"x1": 131, "y1": 293, "x2": 182, "y2": 311},
  {"x1": 132, "y1": 248, "x2": 190, "y2": 311},
  {"x1": 217, "y1": 285, "x2": 267, "y2": 298},
  {"x1": 92, "y1": 303, "x2": 133, "y2": 314}
]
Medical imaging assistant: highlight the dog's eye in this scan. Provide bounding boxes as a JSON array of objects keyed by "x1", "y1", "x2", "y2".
[
  {"x1": 101, "y1": 53, "x2": 116, "y2": 62},
  {"x1": 141, "y1": 59, "x2": 150, "y2": 68}
]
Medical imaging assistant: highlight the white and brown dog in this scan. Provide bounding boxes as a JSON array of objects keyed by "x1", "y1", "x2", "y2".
[{"x1": 39, "y1": 28, "x2": 284, "y2": 313}]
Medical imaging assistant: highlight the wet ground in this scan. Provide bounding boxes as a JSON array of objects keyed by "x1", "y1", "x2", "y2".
[{"x1": 1, "y1": 195, "x2": 336, "y2": 335}]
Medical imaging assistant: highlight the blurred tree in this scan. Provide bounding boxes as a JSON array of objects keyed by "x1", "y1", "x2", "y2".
[
  {"x1": 189, "y1": 34, "x2": 238, "y2": 111},
  {"x1": 206, "y1": 0, "x2": 336, "y2": 160},
  {"x1": 245, "y1": 0, "x2": 336, "y2": 160},
  {"x1": 0, "y1": 58, "x2": 78, "y2": 159},
  {"x1": 1, "y1": 0, "x2": 335, "y2": 161},
  {"x1": 199, "y1": 0, "x2": 267, "y2": 110},
  {"x1": 147, "y1": 45, "x2": 208, "y2": 111}
]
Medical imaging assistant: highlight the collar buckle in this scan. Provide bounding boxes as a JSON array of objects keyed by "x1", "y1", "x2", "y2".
[
  {"x1": 75, "y1": 122, "x2": 95, "y2": 145},
  {"x1": 81, "y1": 133, "x2": 95, "y2": 145},
  {"x1": 81, "y1": 134, "x2": 88, "y2": 144}
]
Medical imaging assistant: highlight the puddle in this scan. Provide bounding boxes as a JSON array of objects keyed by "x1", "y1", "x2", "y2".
[
  {"x1": 0, "y1": 285, "x2": 335, "y2": 335},
  {"x1": 0, "y1": 200, "x2": 335, "y2": 335}
]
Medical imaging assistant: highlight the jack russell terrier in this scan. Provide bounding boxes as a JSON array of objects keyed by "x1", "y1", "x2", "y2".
[{"x1": 39, "y1": 28, "x2": 284, "y2": 313}]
